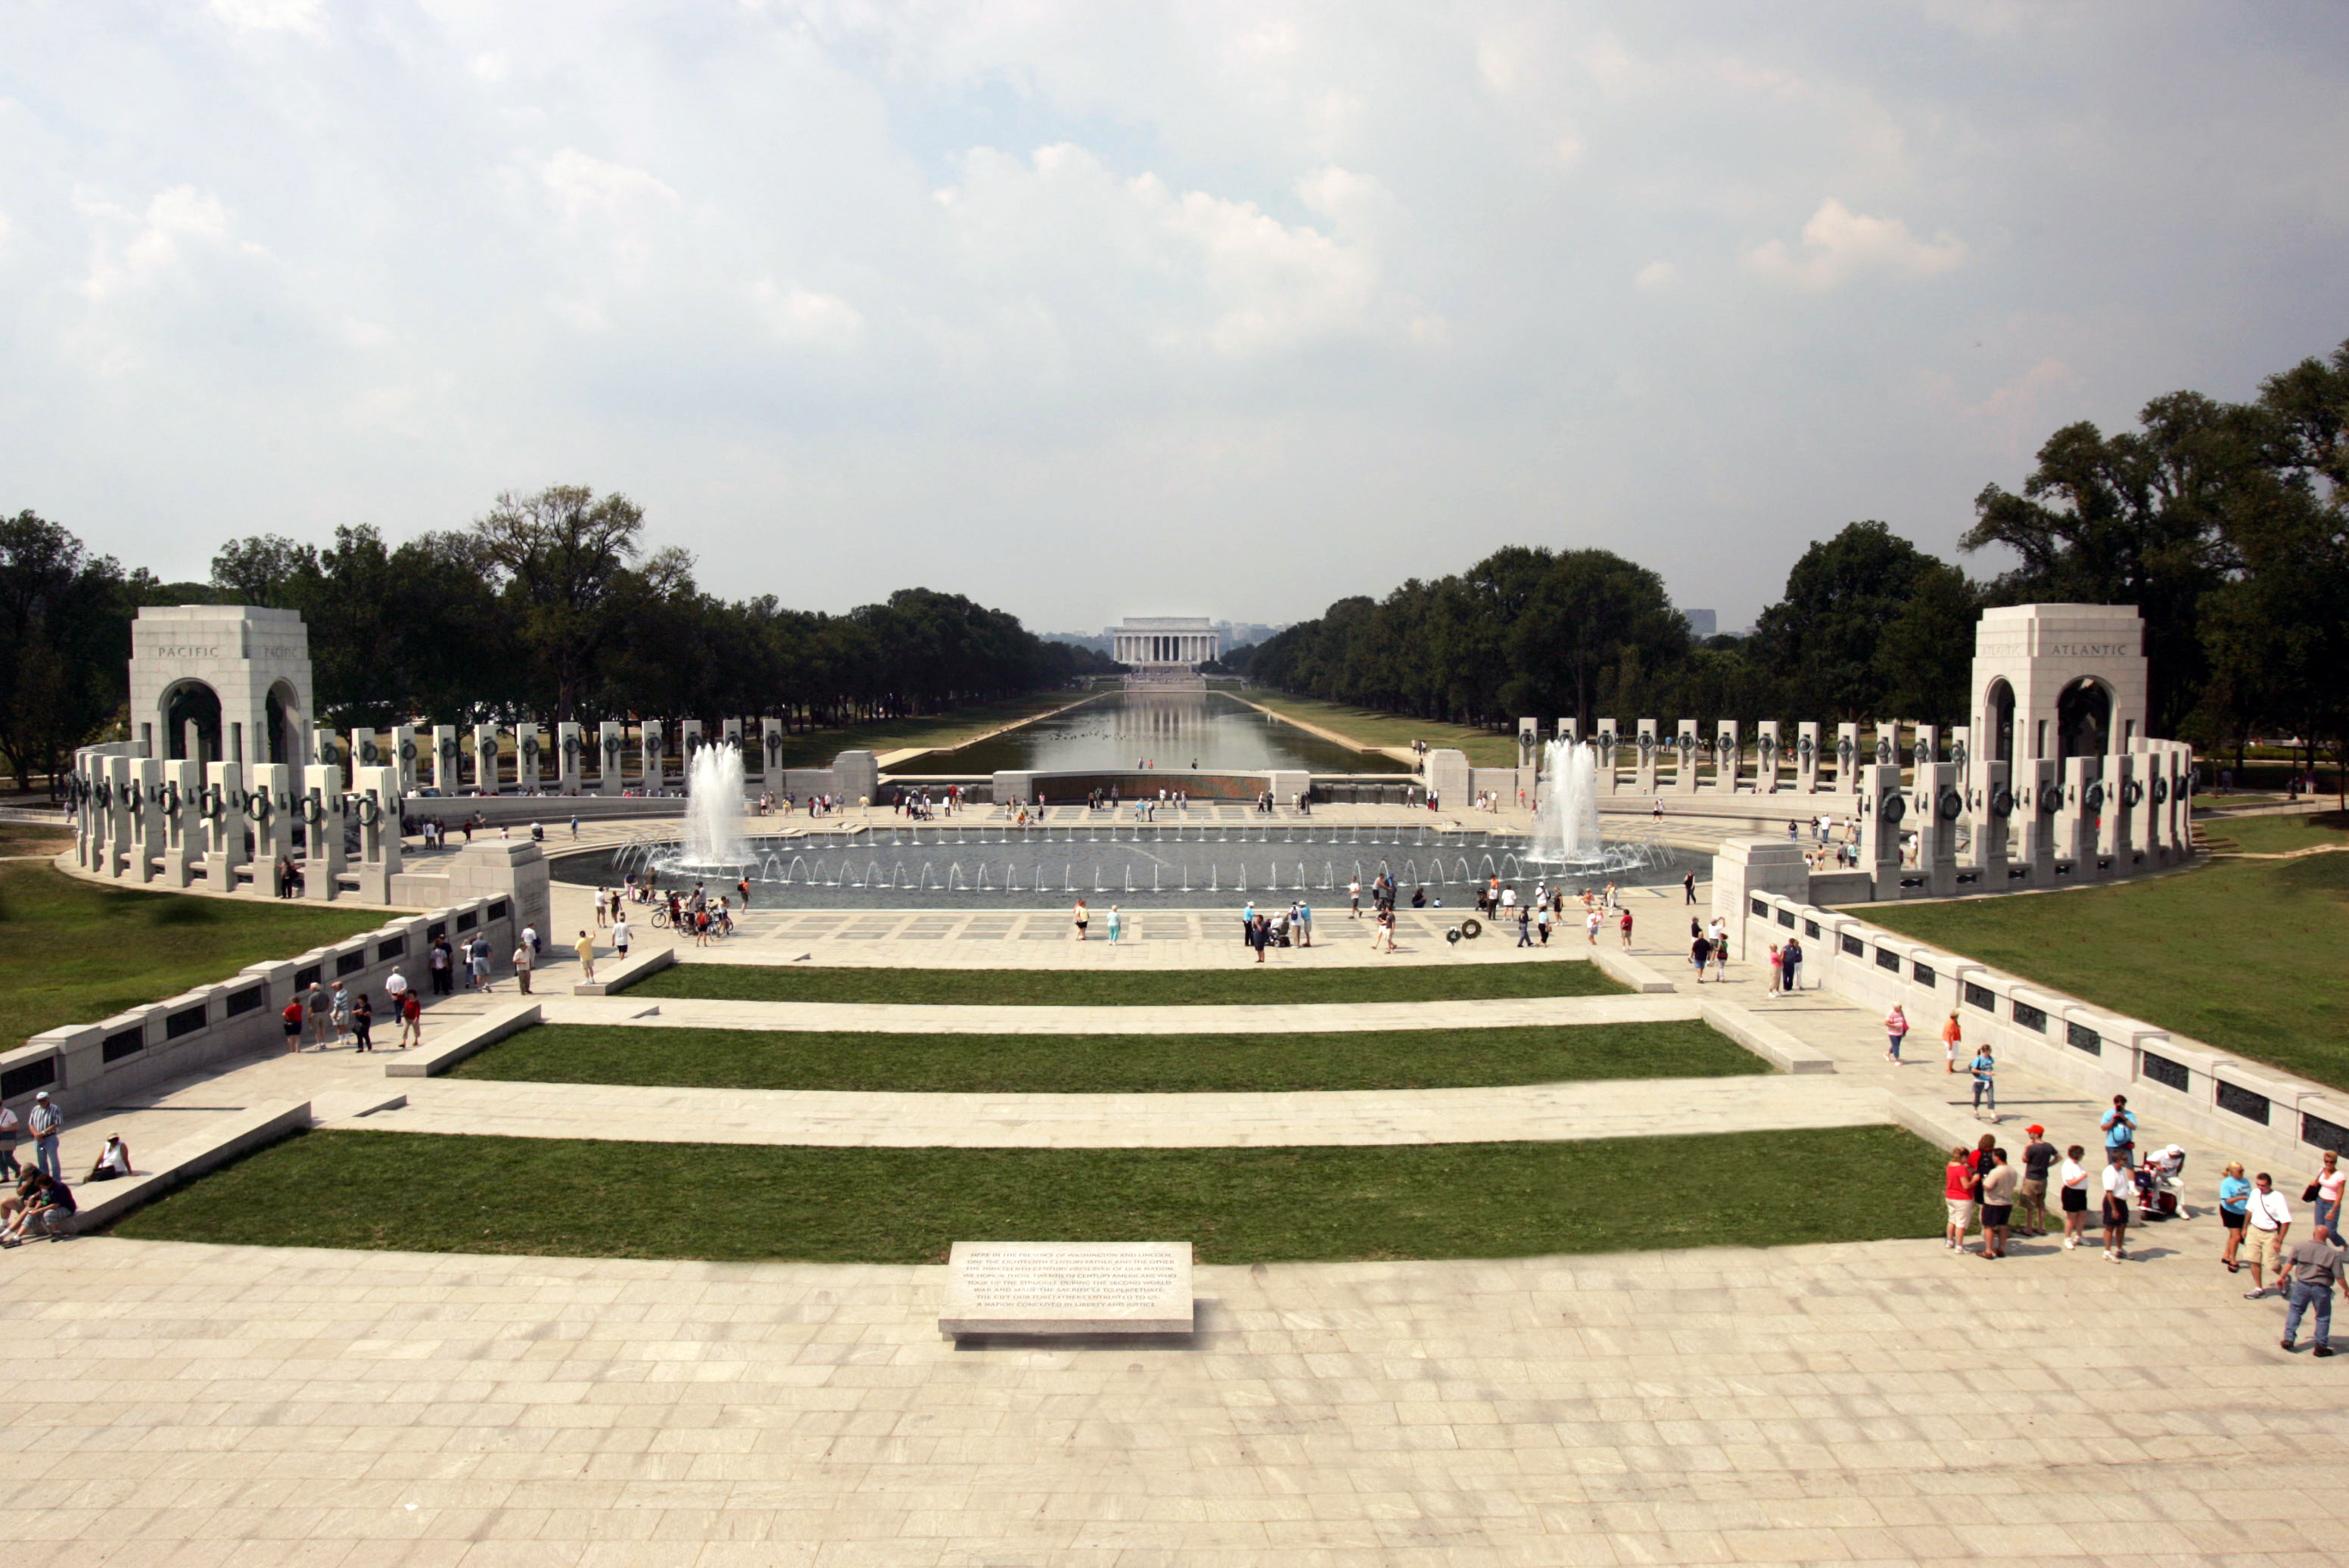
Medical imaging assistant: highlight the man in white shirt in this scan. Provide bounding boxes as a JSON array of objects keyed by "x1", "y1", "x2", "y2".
[
  {"x1": 27, "y1": 1093, "x2": 62, "y2": 1181},
  {"x1": 384, "y1": 969, "x2": 409, "y2": 1008},
  {"x1": 2242, "y1": 1172, "x2": 2292, "y2": 1299}
]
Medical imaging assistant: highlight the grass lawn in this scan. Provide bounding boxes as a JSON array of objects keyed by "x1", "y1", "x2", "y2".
[
  {"x1": 2201, "y1": 811, "x2": 2349, "y2": 854},
  {"x1": 770, "y1": 692, "x2": 1090, "y2": 768},
  {"x1": 113, "y1": 1124, "x2": 1943, "y2": 1264},
  {"x1": 1233, "y1": 689, "x2": 1519, "y2": 767},
  {"x1": 452, "y1": 1019, "x2": 1763, "y2": 1094},
  {"x1": 0, "y1": 862, "x2": 388, "y2": 1045},
  {"x1": 626, "y1": 960, "x2": 1626, "y2": 1006},
  {"x1": 1856, "y1": 853, "x2": 2349, "y2": 1094},
  {"x1": 0, "y1": 823, "x2": 73, "y2": 857}
]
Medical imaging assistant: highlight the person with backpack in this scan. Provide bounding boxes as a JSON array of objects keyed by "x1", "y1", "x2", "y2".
[{"x1": 1969, "y1": 1043, "x2": 1998, "y2": 1122}]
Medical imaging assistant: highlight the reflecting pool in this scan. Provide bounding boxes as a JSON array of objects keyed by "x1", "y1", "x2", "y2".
[{"x1": 926, "y1": 691, "x2": 1386, "y2": 774}]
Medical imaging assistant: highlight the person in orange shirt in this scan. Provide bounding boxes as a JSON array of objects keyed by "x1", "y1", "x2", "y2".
[{"x1": 1942, "y1": 1010, "x2": 1964, "y2": 1074}]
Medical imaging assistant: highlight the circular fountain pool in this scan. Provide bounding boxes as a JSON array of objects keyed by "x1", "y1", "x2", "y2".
[{"x1": 552, "y1": 820, "x2": 1682, "y2": 908}]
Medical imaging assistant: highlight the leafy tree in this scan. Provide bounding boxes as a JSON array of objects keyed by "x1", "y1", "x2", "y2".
[
  {"x1": 1747, "y1": 521, "x2": 1956, "y2": 720},
  {"x1": 469, "y1": 486, "x2": 649, "y2": 721},
  {"x1": 0, "y1": 512, "x2": 130, "y2": 789}
]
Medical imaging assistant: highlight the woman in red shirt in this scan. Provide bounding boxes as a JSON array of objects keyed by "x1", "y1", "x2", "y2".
[{"x1": 1944, "y1": 1146, "x2": 1978, "y2": 1253}]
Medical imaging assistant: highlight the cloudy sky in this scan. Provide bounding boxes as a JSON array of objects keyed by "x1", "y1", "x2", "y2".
[{"x1": 5, "y1": 2, "x2": 2347, "y2": 632}]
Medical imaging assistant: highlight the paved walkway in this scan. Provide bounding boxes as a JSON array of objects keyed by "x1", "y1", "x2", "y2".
[
  {"x1": 526, "y1": 991, "x2": 1699, "y2": 1035},
  {"x1": 1, "y1": 1230, "x2": 2336, "y2": 1566},
  {"x1": 347, "y1": 1073, "x2": 1888, "y2": 1150}
]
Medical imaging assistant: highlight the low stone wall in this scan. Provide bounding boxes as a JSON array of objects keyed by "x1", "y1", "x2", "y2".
[
  {"x1": 71, "y1": 1100, "x2": 313, "y2": 1233},
  {"x1": 1735, "y1": 886, "x2": 2349, "y2": 1166},
  {"x1": 574, "y1": 945, "x2": 677, "y2": 997},
  {"x1": 2, "y1": 892, "x2": 520, "y2": 1119},
  {"x1": 385, "y1": 1002, "x2": 540, "y2": 1078}
]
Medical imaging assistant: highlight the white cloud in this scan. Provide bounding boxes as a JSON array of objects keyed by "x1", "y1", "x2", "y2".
[
  {"x1": 1745, "y1": 198, "x2": 1966, "y2": 288},
  {"x1": 538, "y1": 148, "x2": 680, "y2": 228},
  {"x1": 751, "y1": 281, "x2": 863, "y2": 352},
  {"x1": 937, "y1": 144, "x2": 1430, "y2": 358},
  {"x1": 534, "y1": 148, "x2": 681, "y2": 283},
  {"x1": 79, "y1": 185, "x2": 237, "y2": 300},
  {"x1": 1635, "y1": 260, "x2": 1675, "y2": 291},
  {"x1": 207, "y1": 0, "x2": 323, "y2": 37}
]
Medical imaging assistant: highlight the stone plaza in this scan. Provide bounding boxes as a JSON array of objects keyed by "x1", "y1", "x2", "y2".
[{"x1": 3, "y1": 599, "x2": 2344, "y2": 1564}]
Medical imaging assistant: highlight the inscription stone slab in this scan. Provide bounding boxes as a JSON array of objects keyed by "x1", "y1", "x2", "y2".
[{"x1": 939, "y1": 1241, "x2": 1194, "y2": 1337}]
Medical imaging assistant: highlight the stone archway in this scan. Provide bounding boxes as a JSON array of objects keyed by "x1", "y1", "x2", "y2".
[
  {"x1": 265, "y1": 681, "x2": 302, "y2": 766},
  {"x1": 2056, "y1": 677, "x2": 2111, "y2": 764},
  {"x1": 161, "y1": 679, "x2": 223, "y2": 763},
  {"x1": 1983, "y1": 677, "x2": 2015, "y2": 764}
]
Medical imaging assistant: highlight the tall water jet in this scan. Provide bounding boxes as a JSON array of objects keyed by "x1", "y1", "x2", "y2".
[
  {"x1": 679, "y1": 744, "x2": 749, "y2": 866},
  {"x1": 1529, "y1": 739, "x2": 1602, "y2": 865}
]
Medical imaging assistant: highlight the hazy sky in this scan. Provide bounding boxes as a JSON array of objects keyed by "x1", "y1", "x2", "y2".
[{"x1": 6, "y1": 2, "x2": 2347, "y2": 632}]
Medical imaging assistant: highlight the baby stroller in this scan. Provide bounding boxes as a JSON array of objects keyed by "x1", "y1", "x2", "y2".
[{"x1": 2135, "y1": 1144, "x2": 2186, "y2": 1221}]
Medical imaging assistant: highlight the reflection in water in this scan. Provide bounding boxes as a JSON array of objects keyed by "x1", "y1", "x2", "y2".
[{"x1": 934, "y1": 691, "x2": 1384, "y2": 775}]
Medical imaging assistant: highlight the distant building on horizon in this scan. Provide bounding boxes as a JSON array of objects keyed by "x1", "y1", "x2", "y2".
[{"x1": 1685, "y1": 608, "x2": 1717, "y2": 639}]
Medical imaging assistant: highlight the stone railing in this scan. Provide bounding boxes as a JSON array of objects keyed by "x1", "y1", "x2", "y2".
[
  {"x1": 1735, "y1": 885, "x2": 2349, "y2": 1166},
  {"x1": 1, "y1": 892, "x2": 519, "y2": 1118}
]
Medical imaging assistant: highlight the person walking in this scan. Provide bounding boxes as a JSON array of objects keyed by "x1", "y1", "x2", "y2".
[
  {"x1": 1944, "y1": 1146, "x2": 1977, "y2": 1253},
  {"x1": 428, "y1": 935, "x2": 453, "y2": 996},
  {"x1": 469, "y1": 936, "x2": 493, "y2": 994},
  {"x1": 1980, "y1": 1148, "x2": 2018, "y2": 1259},
  {"x1": 2308, "y1": 1150, "x2": 2344, "y2": 1240},
  {"x1": 1884, "y1": 1003, "x2": 1910, "y2": 1063},
  {"x1": 1106, "y1": 906, "x2": 1122, "y2": 945},
  {"x1": 1682, "y1": 870, "x2": 1695, "y2": 905},
  {"x1": 1619, "y1": 907, "x2": 1634, "y2": 949},
  {"x1": 306, "y1": 982, "x2": 333, "y2": 1049},
  {"x1": 1072, "y1": 898, "x2": 1089, "y2": 941},
  {"x1": 2242, "y1": 1173, "x2": 2292, "y2": 1297},
  {"x1": 1690, "y1": 929, "x2": 1712, "y2": 985},
  {"x1": 611, "y1": 913, "x2": 633, "y2": 960},
  {"x1": 399, "y1": 987, "x2": 422, "y2": 1049},
  {"x1": 328, "y1": 982, "x2": 353, "y2": 1046},
  {"x1": 27, "y1": 1093, "x2": 62, "y2": 1181},
  {"x1": 2058, "y1": 1144, "x2": 2091, "y2": 1249},
  {"x1": 1780, "y1": 935, "x2": 1802, "y2": 992},
  {"x1": 2101, "y1": 1095, "x2": 2138, "y2": 1165},
  {"x1": 1348, "y1": 878, "x2": 1361, "y2": 918},
  {"x1": 2219, "y1": 1162, "x2": 2251, "y2": 1273},
  {"x1": 1969, "y1": 1041, "x2": 1998, "y2": 1122},
  {"x1": 2277, "y1": 1220, "x2": 2342, "y2": 1357},
  {"x1": 511, "y1": 938, "x2": 534, "y2": 995},
  {"x1": 2101, "y1": 1150, "x2": 2136, "y2": 1261},
  {"x1": 2018, "y1": 1125, "x2": 2058, "y2": 1237},
  {"x1": 575, "y1": 929, "x2": 597, "y2": 983},
  {"x1": 1517, "y1": 904, "x2": 1533, "y2": 947},
  {"x1": 350, "y1": 992, "x2": 374, "y2": 1053},
  {"x1": 1941, "y1": 1011, "x2": 1962, "y2": 1074}
]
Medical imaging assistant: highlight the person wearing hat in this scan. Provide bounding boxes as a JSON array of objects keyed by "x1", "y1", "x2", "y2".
[
  {"x1": 26, "y1": 1090, "x2": 61, "y2": 1181},
  {"x1": 2018, "y1": 1125, "x2": 2058, "y2": 1237}
]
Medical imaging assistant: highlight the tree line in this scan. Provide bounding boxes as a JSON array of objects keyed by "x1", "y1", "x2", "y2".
[
  {"x1": 0, "y1": 485, "x2": 1112, "y2": 790},
  {"x1": 1234, "y1": 338, "x2": 2349, "y2": 773}
]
